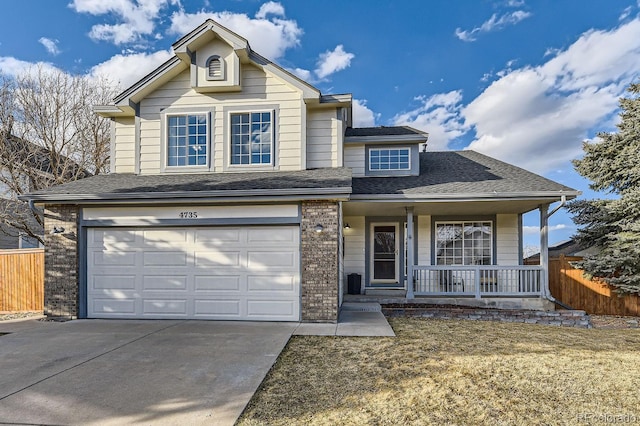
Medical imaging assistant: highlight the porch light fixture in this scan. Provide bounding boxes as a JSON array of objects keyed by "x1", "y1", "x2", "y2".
[
  {"x1": 314, "y1": 224, "x2": 324, "y2": 233},
  {"x1": 344, "y1": 223, "x2": 351, "y2": 229}
]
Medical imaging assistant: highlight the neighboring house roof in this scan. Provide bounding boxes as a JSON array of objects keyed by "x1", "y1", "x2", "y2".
[
  {"x1": 352, "y1": 150, "x2": 578, "y2": 199},
  {"x1": 1, "y1": 134, "x2": 90, "y2": 180},
  {"x1": 21, "y1": 168, "x2": 352, "y2": 203},
  {"x1": 526, "y1": 239, "x2": 598, "y2": 261}
]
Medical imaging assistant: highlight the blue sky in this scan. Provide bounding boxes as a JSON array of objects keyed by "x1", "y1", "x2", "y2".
[{"x1": 1, "y1": 0, "x2": 639, "y2": 251}]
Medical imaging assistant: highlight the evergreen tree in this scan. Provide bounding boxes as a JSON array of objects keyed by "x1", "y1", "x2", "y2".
[{"x1": 567, "y1": 83, "x2": 640, "y2": 294}]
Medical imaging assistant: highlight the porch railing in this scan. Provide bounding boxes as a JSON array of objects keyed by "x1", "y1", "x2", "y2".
[{"x1": 413, "y1": 265, "x2": 543, "y2": 298}]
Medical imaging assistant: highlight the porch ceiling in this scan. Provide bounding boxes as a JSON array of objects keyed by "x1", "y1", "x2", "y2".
[{"x1": 343, "y1": 199, "x2": 559, "y2": 216}]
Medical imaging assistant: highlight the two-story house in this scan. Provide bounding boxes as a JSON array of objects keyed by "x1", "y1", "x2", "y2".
[{"x1": 22, "y1": 20, "x2": 579, "y2": 321}]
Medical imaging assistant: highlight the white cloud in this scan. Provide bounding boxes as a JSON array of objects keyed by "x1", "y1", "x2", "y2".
[
  {"x1": 464, "y1": 18, "x2": 640, "y2": 172},
  {"x1": 455, "y1": 10, "x2": 531, "y2": 42},
  {"x1": 255, "y1": 1, "x2": 285, "y2": 19},
  {"x1": 70, "y1": 0, "x2": 179, "y2": 45},
  {"x1": 393, "y1": 91, "x2": 468, "y2": 150},
  {"x1": 619, "y1": 6, "x2": 632, "y2": 20},
  {"x1": 0, "y1": 57, "x2": 60, "y2": 76},
  {"x1": 168, "y1": 5, "x2": 302, "y2": 60},
  {"x1": 89, "y1": 49, "x2": 173, "y2": 89},
  {"x1": 352, "y1": 99, "x2": 379, "y2": 127},
  {"x1": 38, "y1": 37, "x2": 60, "y2": 56},
  {"x1": 289, "y1": 67, "x2": 312, "y2": 81},
  {"x1": 314, "y1": 45, "x2": 354, "y2": 79}
]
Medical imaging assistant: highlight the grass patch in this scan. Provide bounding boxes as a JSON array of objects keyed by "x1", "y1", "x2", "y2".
[{"x1": 238, "y1": 318, "x2": 640, "y2": 425}]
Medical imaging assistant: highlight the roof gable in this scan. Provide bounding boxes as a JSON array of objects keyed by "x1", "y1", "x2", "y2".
[{"x1": 99, "y1": 19, "x2": 324, "y2": 117}]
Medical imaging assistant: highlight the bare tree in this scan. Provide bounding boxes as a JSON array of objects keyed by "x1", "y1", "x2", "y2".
[{"x1": 0, "y1": 66, "x2": 119, "y2": 244}]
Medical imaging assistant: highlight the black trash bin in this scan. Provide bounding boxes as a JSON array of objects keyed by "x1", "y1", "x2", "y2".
[{"x1": 347, "y1": 273, "x2": 361, "y2": 295}]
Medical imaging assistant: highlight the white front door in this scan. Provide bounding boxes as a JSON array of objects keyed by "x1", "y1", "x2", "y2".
[
  {"x1": 370, "y1": 222, "x2": 400, "y2": 285},
  {"x1": 86, "y1": 226, "x2": 300, "y2": 321}
]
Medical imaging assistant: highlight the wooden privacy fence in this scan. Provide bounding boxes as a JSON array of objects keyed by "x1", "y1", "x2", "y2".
[
  {"x1": 0, "y1": 249, "x2": 44, "y2": 312},
  {"x1": 541, "y1": 255, "x2": 640, "y2": 316}
]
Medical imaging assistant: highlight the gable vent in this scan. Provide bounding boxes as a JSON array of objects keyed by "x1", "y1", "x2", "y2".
[{"x1": 206, "y1": 55, "x2": 224, "y2": 81}]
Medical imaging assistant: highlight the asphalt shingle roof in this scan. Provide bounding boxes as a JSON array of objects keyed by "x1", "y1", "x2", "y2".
[
  {"x1": 352, "y1": 151, "x2": 577, "y2": 195},
  {"x1": 24, "y1": 167, "x2": 352, "y2": 200},
  {"x1": 345, "y1": 126, "x2": 426, "y2": 137}
]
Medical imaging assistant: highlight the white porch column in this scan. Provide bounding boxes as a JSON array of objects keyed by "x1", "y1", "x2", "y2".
[
  {"x1": 406, "y1": 207, "x2": 415, "y2": 299},
  {"x1": 539, "y1": 204, "x2": 550, "y2": 298}
]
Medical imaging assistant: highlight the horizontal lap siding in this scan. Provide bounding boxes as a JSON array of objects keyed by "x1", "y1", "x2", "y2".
[
  {"x1": 138, "y1": 66, "x2": 303, "y2": 174},
  {"x1": 417, "y1": 215, "x2": 431, "y2": 265},
  {"x1": 496, "y1": 214, "x2": 519, "y2": 265},
  {"x1": 343, "y1": 216, "x2": 365, "y2": 280},
  {"x1": 113, "y1": 118, "x2": 135, "y2": 173},
  {"x1": 307, "y1": 110, "x2": 338, "y2": 168},
  {"x1": 344, "y1": 145, "x2": 365, "y2": 176}
]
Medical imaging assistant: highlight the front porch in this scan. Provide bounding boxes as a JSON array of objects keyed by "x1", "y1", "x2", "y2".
[
  {"x1": 342, "y1": 198, "x2": 563, "y2": 311},
  {"x1": 344, "y1": 264, "x2": 551, "y2": 310}
]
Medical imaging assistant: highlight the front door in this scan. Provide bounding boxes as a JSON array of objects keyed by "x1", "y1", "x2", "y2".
[{"x1": 370, "y1": 223, "x2": 400, "y2": 286}]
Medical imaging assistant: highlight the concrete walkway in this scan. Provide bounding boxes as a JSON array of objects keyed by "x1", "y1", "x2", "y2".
[{"x1": 294, "y1": 302, "x2": 395, "y2": 337}]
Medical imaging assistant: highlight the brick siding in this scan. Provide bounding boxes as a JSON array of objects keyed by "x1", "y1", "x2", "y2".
[
  {"x1": 43, "y1": 204, "x2": 79, "y2": 319},
  {"x1": 301, "y1": 200, "x2": 340, "y2": 322}
]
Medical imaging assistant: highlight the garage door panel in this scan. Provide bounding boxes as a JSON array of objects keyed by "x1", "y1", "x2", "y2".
[
  {"x1": 143, "y1": 229, "x2": 189, "y2": 244},
  {"x1": 247, "y1": 275, "x2": 295, "y2": 292},
  {"x1": 143, "y1": 251, "x2": 188, "y2": 266},
  {"x1": 91, "y1": 229, "x2": 137, "y2": 245},
  {"x1": 248, "y1": 251, "x2": 296, "y2": 269},
  {"x1": 93, "y1": 251, "x2": 137, "y2": 266},
  {"x1": 194, "y1": 276, "x2": 241, "y2": 291},
  {"x1": 87, "y1": 226, "x2": 300, "y2": 321},
  {"x1": 247, "y1": 300, "x2": 295, "y2": 317},
  {"x1": 194, "y1": 251, "x2": 241, "y2": 267},
  {"x1": 92, "y1": 275, "x2": 137, "y2": 290},
  {"x1": 247, "y1": 227, "x2": 297, "y2": 243},
  {"x1": 92, "y1": 299, "x2": 136, "y2": 315},
  {"x1": 194, "y1": 299, "x2": 241, "y2": 317},
  {"x1": 142, "y1": 275, "x2": 188, "y2": 291},
  {"x1": 143, "y1": 299, "x2": 187, "y2": 315},
  {"x1": 195, "y1": 229, "x2": 241, "y2": 243}
]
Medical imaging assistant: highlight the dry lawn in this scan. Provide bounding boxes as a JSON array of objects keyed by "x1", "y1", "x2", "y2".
[{"x1": 238, "y1": 318, "x2": 640, "y2": 425}]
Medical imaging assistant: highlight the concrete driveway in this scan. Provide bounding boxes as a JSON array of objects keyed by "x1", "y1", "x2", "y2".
[{"x1": 0, "y1": 319, "x2": 297, "y2": 425}]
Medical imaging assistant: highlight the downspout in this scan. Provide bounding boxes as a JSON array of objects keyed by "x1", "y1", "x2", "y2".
[
  {"x1": 540, "y1": 195, "x2": 573, "y2": 309},
  {"x1": 28, "y1": 199, "x2": 44, "y2": 216}
]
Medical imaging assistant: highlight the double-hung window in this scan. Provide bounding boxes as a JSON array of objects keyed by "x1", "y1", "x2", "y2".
[
  {"x1": 435, "y1": 221, "x2": 493, "y2": 265},
  {"x1": 167, "y1": 114, "x2": 208, "y2": 167},
  {"x1": 369, "y1": 147, "x2": 410, "y2": 171},
  {"x1": 230, "y1": 111, "x2": 273, "y2": 165}
]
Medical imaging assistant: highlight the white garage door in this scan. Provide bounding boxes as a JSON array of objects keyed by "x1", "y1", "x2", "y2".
[{"x1": 86, "y1": 226, "x2": 300, "y2": 321}]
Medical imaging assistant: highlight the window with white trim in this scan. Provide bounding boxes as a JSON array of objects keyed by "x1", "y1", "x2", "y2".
[
  {"x1": 369, "y1": 147, "x2": 410, "y2": 171},
  {"x1": 435, "y1": 221, "x2": 492, "y2": 265},
  {"x1": 167, "y1": 114, "x2": 208, "y2": 167},
  {"x1": 230, "y1": 112, "x2": 273, "y2": 165}
]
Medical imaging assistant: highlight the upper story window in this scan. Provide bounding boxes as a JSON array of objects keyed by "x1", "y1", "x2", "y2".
[
  {"x1": 230, "y1": 112, "x2": 273, "y2": 165},
  {"x1": 206, "y1": 55, "x2": 225, "y2": 81},
  {"x1": 369, "y1": 148, "x2": 410, "y2": 171},
  {"x1": 167, "y1": 114, "x2": 208, "y2": 167},
  {"x1": 435, "y1": 221, "x2": 493, "y2": 265}
]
